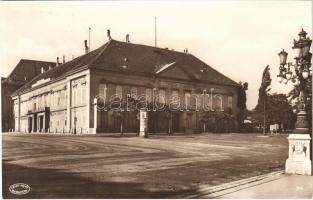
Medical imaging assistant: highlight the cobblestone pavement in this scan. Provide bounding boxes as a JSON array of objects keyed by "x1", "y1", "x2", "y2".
[{"x1": 2, "y1": 133, "x2": 288, "y2": 198}]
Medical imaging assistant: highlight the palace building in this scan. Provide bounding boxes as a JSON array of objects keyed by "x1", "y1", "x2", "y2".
[
  {"x1": 2, "y1": 59, "x2": 56, "y2": 132},
  {"x1": 10, "y1": 36, "x2": 240, "y2": 134}
]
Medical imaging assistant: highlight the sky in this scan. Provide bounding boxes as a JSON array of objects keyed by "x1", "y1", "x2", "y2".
[{"x1": 0, "y1": 1, "x2": 312, "y2": 109}]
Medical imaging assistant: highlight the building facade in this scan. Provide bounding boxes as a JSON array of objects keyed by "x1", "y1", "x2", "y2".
[
  {"x1": 1, "y1": 59, "x2": 56, "y2": 132},
  {"x1": 11, "y1": 39, "x2": 240, "y2": 134}
]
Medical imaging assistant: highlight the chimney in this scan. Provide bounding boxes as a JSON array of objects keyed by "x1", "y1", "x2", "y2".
[
  {"x1": 126, "y1": 34, "x2": 130, "y2": 43},
  {"x1": 107, "y1": 29, "x2": 112, "y2": 40},
  {"x1": 84, "y1": 40, "x2": 89, "y2": 54},
  {"x1": 56, "y1": 57, "x2": 60, "y2": 66},
  {"x1": 63, "y1": 55, "x2": 65, "y2": 64}
]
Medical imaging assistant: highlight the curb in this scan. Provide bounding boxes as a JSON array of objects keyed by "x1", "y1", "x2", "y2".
[{"x1": 174, "y1": 170, "x2": 284, "y2": 198}]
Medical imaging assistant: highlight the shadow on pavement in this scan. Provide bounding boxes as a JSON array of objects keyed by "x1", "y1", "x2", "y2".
[{"x1": 2, "y1": 161, "x2": 195, "y2": 199}]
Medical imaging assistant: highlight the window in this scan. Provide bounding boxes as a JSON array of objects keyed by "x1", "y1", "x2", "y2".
[
  {"x1": 171, "y1": 90, "x2": 179, "y2": 107},
  {"x1": 99, "y1": 84, "x2": 107, "y2": 101},
  {"x1": 77, "y1": 84, "x2": 81, "y2": 105},
  {"x1": 185, "y1": 92, "x2": 191, "y2": 108},
  {"x1": 130, "y1": 87, "x2": 137, "y2": 99},
  {"x1": 44, "y1": 95, "x2": 47, "y2": 107},
  {"x1": 116, "y1": 85, "x2": 122, "y2": 98},
  {"x1": 38, "y1": 96, "x2": 41, "y2": 109},
  {"x1": 145, "y1": 88, "x2": 152, "y2": 102},
  {"x1": 82, "y1": 84, "x2": 86, "y2": 104},
  {"x1": 196, "y1": 94, "x2": 202, "y2": 109},
  {"x1": 158, "y1": 89, "x2": 166, "y2": 104},
  {"x1": 171, "y1": 90, "x2": 179, "y2": 99},
  {"x1": 57, "y1": 92, "x2": 61, "y2": 106},
  {"x1": 213, "y1": 95, "x2": 223, "y2": 111},
  {"x1": 73, "y1": 85, "x2": 77, "y2": 106},
  {"x1": 227, "y1": 96, "x2": 233, "y2": 109}
]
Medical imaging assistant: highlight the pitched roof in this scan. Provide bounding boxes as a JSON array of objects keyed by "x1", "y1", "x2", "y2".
[
  {"x1": 3, "y1": 59, "x2": 56, "y2": 85},
  {"x1": 13, "y1": 40, "x2": 238, "y2": 95}
]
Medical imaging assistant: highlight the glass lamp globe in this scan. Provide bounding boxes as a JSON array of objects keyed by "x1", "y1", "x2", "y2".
[
  {"x1": 302, "y1": 44, "x2": 311, "y2": 57},
  {"x1": 294, "y1": 47, "x2": 302, "y2": 59},
  {"x1": 278, "y1": 49, "x2": 288, "y2": 65},
  {"x1": 284, "y1": 78, "x2": 288, "y2": 84},
  {"x1": 277, "y1": 75, "x2": 283, "y2": 83},
  {"x1": 286, "y1": 72, "x2": 292, "y2": 80},
  {"x1": 302, "y1": 70, "x2": 309, "y2": 79}
]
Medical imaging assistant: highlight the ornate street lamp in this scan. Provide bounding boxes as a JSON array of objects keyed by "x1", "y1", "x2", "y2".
[{"x1": 278, "y1": 29, "x2": 312, "y2": 175}]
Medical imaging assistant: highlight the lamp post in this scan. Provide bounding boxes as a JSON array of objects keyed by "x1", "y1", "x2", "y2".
[{"x1": 277, "y1": 29, "x2": 312, "y2": 175}]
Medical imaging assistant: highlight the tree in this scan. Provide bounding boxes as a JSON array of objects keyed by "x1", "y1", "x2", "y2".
[
  {"x1": 199, "y1": 108, "x2": 235, "y2": 133},
  {"x1": 252, "y1": 93, "x2": 296, "y2": 131},
  {"x1": 237, "y1": 81, "x2": 248, "y2": 132},
  {"x1": 255, "y1": 65, "x2": 271, "y2": 134}
]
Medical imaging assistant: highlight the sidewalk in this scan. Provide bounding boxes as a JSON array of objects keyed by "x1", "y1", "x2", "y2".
[
  {"x1": 176, "y1": 171, "x2": 313, "y2": 199},
  {"x1": 214, "y1": 173, "x2": 313, "y2": 199}
]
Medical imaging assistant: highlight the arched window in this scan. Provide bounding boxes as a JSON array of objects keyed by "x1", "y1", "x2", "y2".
[
  {"x1": 227, "y1": 96, "x2": 233, "y2": 109},
  {"x1": 116, "y1": 85, "x2": 122, "y2": 98},
  {"x1": 81, "y1": 83, "x2": 86, "y2": 104},
  {"x1": 145, "y1": 88, "x2": 152, "y2": 102},
  {"x1": 99, "y1": 84, "x2": 107, "y2": 102},
  {"x1": 185, "y1": 91, "x2": 191, "y2": 108},
  {"x1": 130, "y1": 87, "x2": 137, "y2": 99},
  {"x1": 214, "y1": 94, "x2": 224, "y2": 111},
  {"x1": 158, "y1": 89, "x2": 166, "y2": 104}
]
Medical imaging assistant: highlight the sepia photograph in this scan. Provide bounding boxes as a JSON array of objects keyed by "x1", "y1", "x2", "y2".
[{"x1": 0, "y1": 0, "x2": 312, "y2": 199}]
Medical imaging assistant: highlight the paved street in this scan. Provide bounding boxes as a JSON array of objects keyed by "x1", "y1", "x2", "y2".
[{"x1": 2, "y1": 133, "x2": 288, "y2": 198}]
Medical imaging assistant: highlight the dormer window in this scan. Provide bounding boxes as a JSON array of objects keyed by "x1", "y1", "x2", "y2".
[{"x1": 41, "y1": 67, "x2": 44, "y2": 73}]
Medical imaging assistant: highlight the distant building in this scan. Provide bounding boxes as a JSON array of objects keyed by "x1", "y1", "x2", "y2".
[
  {"x1": 1, "y1": 59, "x2": 56, "y2": 132},
  {"x1": 10, "y1": 39, "x2": 240, "y2": 134}
]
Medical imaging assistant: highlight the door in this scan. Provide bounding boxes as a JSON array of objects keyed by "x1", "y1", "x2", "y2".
[
  {"x1": 173, "y1": 113, "x2": 180, "y2": 132},
  {"x1": 28, "y1": 117, "x2": 32, "y2": 133},
  {"x1": 39, "y1": 115, "x2": 44, "y2": 132}
]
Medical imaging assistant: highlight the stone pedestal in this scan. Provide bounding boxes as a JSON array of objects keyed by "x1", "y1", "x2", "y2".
[
  {"x1": 285, "y1": 134, "x2": 312, "y2": 175},
  {"x1": 139, "y1": 109, "x2": 148, "y2": 138}
]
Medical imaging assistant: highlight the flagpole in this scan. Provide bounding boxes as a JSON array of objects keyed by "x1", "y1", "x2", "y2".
[
  {"x1": 89, "y1": 27, "x2": 91, "y2": 51},
  {"x1": 154, "y1": 17, "x2": 157, "y2": 47}
]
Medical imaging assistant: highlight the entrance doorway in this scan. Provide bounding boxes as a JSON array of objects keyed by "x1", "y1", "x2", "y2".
[
  {"x1": 28, "y1": 117, "x2": 33, "y2": 133},
  {"x1": 172, "y1": 113, "x2": 180, "y2": 132},
  {"x1": 39, "y1": 115, "x2": 44, "y2": 132}
]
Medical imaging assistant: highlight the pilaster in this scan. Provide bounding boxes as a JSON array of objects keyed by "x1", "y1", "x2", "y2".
[
  {"x1": 17, "y1": 95, "x2": 21, "y2": 132},
  {"x1": 66, "y1": 80, "x2": 71, "y2": 133},
  {"x1": 86, "y1": 72, "x2": 92, "y2": 134}
]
